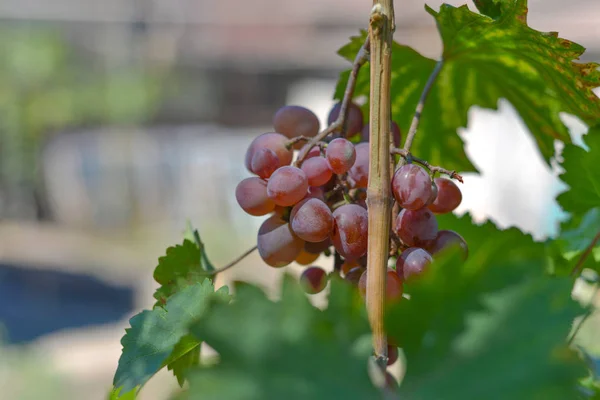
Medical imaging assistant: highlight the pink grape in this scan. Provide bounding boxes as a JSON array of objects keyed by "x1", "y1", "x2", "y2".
[
  {"x1": 235, "y1": 177, "x2": 275, "y2": 216},
  {"x1": 267, "y1": 166, "x2": 309, "y2": 206},
  {"x1": 428, "y1": 177, "x2": 462, "y2": 214},
  {"x1": 358, "y1": 268, "x2": 404, "y2": 303},
  {"x1": 387, "y1": 345, "x2": 399, "y2": 366},
  {"x1": 306, "y1": 186, "x2": 326, "y2": 201},
  {"x1": 332, "y1": 204, "x2": 368, "y2": 259},
  {"x1": 273, "y1": 106, "x2": 320, "y2": 149},
  {"x1": 426, "y1": 180, "x2": 438, "y2": 206},
  {"x1": 295, "y1": 249, "x2": 319, "y2": 266},
  {"x1": 427, "y1": 230, "x2": 468, "y2": 260},
  {"x1": 300, "y1": 267, "x2": 328, "y2": 294},
  {"x1": 394, "y1": 208, "x2": 438, "y2": 248},
  {"x1": 348, "y1": 142, "x2": 369, "y2": 189},
  {"x1": 396, "y1": 247, "x2": 433, "y2": 281},
  {"x1": 301, "y1": 157, "x2": 333, "y2": 186},
  {"x1": 344, "y1": 266, "x2": 365, "y2": 286},
  {"x1": 245, "y1": 133, "x2": 293, "y2": 172},
  {"x1": 304, "y1": 238, "x2": 331, "y2": 254},
  {"x1": 391, "y1": 164, "x2": 433, "y2": 210},
  {"x1": 290, "y1": 198, "x2": 334, "y2": 243},
  {"x1": 250, "y1": 148, "x2": 279, "y2": 179},
  {"x1": 257, "y1": 215, "x2": 304, "y2": 268},
  {"x1": 327, "y1": 102, "x2": 364, "y2": 137},
  {"x1": 326, "y1": 138, "x2": 356, "y2": 175},
  {"x1": 302, "y1": 145, "x2": 322, "y2": 160}
]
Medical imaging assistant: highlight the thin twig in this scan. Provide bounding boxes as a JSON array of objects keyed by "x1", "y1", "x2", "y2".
[
  {"x1": 285, "y1": 136, "x2": 328, "y2": 150},
  {"x1": 200, "y1": 245, "x2": 257, "y2": 276},
  {"x1": 391, "y1": 148, "x2": 464, "y2": 183},
  {"x1": 295, "y1": 37, "x2": 370, "y2": 166},
  {"x1": 567, "y1": 284, "x2": 598, "y2": 345},
  {"x1": 571, "y1": 231, "x2": 600, "y2": 277},
  {"x1": 402, "y1": 60, "x2": 444, "y2": 153}
]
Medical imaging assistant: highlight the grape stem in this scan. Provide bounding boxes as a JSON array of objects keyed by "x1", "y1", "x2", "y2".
[
  {"x1": 285, "y1": 136, "x2": 327, "y2": 151},
  {"x1": 366, "y1": 0, "x2": 394, "y2": 369},
  {"x1": 199, "y1": 245, "x2": 258, "y2": 276},
  {"x1": 570, "y1": 231, "x2": 600, "y2": 277},
  {"x1": 391, "y1": 148, "x2": 464, "y2": 183},
  {"x1": 295, "y1": 37, "x2": 371, "y2": 166},
  {"x1": 401, "y1": 59, "x2": 444, "y2": 155},
  {"x1": 567, "y1": 283, "x2": 598, "y2": 345}
]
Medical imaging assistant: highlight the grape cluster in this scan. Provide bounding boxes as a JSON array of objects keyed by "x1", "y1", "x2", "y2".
[{"x1": 235, "y1": 102, "x2": 467, "y2": 298}]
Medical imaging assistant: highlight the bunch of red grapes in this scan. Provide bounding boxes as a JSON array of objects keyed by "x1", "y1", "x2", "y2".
[{"x1": 235, "y1": 103, "x2": 467, "y2": 310}]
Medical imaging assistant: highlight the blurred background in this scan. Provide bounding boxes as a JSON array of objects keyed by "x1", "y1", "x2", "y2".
[{"x1": 0, "y1": 0, "x2": 598, "y2": 399}]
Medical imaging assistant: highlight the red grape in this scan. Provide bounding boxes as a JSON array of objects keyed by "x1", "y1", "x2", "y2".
[
  {"x1": 348, "y1": 142, "x2": 369, "y2": 189},
  {"x1": 300, "y1": 266, "x2": 328, "y2": 294},
  {"x1": 302, "y1": 145, "x2": 322, "y2": 160},
  {"x1": 387, "y1": 345, "x2": 398, "y2": 366},
  {"x1": 358, "y1": 268, "x2": 404, "y2": 303},
  {"x1": 394, "y1": 208, "x2": 438, "y2": 248},
  {"x1": 326, "y1": 138, "x2": 356, "y2": 175},
  {"x1": 290, "y1": 198, "x2": 334, "y2": 243},
  {"x1": 245, "y1": 133, "x2": 293, "y2": 172},
  {"x1": 396, "y1": 247, "x2": 433, "y2": 281},
  {"x1": 257, "y1": 215, "x2": 304, "y2": 268},
  {"x1": 267, "y1": 166, "x2": 309, "y2": 206},
  {"x1": 250, "y1": 148, "x2": 279, "y2": 179},
  {"x1": 428, "y1": 177, "x2": 462, "y2": 214},
  {"x1": 304, "y1": 238, "x2": 331, "y2": 254},
  {"x1": 327, "y1": 102, "x2": 364, "y2": 137},
  {"x1": 301, "y1": 156, "x2": 333, "y2": 187},
  {"x1": 427, "y1": 230, "x2": 468, "y2": 260},
  {"x1": 426, "y1": 180, "x2": 438, "y2": 206},
  {"x1": 332, "y1": 204, "x2": 368, "y2": 259},
  {"x1": 391, "y1": 164, "x2": 433, "y2": 210},
  {"x1": 235, "y1": 177, "x2": 275, "y2": 216},
  {"x1": 344, "y1": 266, "x2": 365, "y2": 286},
  {"x1": 361, "y1": 121, "x2": 401, "y2": 147},
  {"x1": 295, "y1": 249, "x2": 320, "y2": 265},
  {"x1": 341, "y1": 259, "x2": 360, "y2": 275},
  {"x1": 273, "y1": 106, "x2": 320, "y2": 149},
  {"x1": 306, "y1": 186, "x2": 326, "y2": 201}
]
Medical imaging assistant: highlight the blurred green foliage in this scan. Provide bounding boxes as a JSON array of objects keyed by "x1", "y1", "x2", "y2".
[{"x1": 0, "y1": 27, "x2": 164, "y2": 217}]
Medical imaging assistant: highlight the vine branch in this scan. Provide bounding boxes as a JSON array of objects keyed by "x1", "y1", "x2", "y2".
[
  {"x1": 570, "y1": 231, "x2": 600, "y2": 277},
  {"x1": 366, "y1": 0, "x2": 394, "y2": 368},
  {"x1": 200, "y1": 245, "x2": 258, "y2": 276},
  {"x1": 402, "y1": 60, "x2": 443, "y2": 153},
  {"x1": 295, "y1": 37, "x2": 370, "y2": 166}
]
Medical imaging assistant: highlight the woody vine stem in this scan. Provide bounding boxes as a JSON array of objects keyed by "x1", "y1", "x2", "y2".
[{"x1": 367, "y1": 0, "x2": 395, "y2": 367}]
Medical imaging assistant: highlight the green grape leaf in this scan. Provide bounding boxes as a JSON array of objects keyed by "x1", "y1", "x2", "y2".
[
  {"x1": 335, "y1": 1, "x2": 600, "y2": 172},
  {"x1": 386, "y1": 214, "x2": 585, "y2": 399},
  {"x1": 387, "y1": 213, "x2": 546, "y2": 360},
  {"x1": 108, "y1": 387, "x2": 136, "y2": 400},
  {"x1": 183, "y1": 276, "x2": 379, "y2": 400},
  {"x1": 113, "y1": 280, "x2": 230, "y2": 396},
  {"x1": 553, "y1": 208, "x2": 600, "y2": 275},
  {"x1": 558, "y1": 127, "x2": 600, "y2": 219},
  {"x1": 165, "y1": 335, "x2": 201, "y2": 387},
  {"x1": 555, "y1": 127, "x2": 600, "y2": 274},
  {"x1": 473, "y1": 0, "x2": 504, "y2": 19},
  {"x1": 153, "y1": 236, "x2": 215, "y2": 306},
  {"x1": 393, "y1": 275, "x2": 584, "y2": 399}
]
